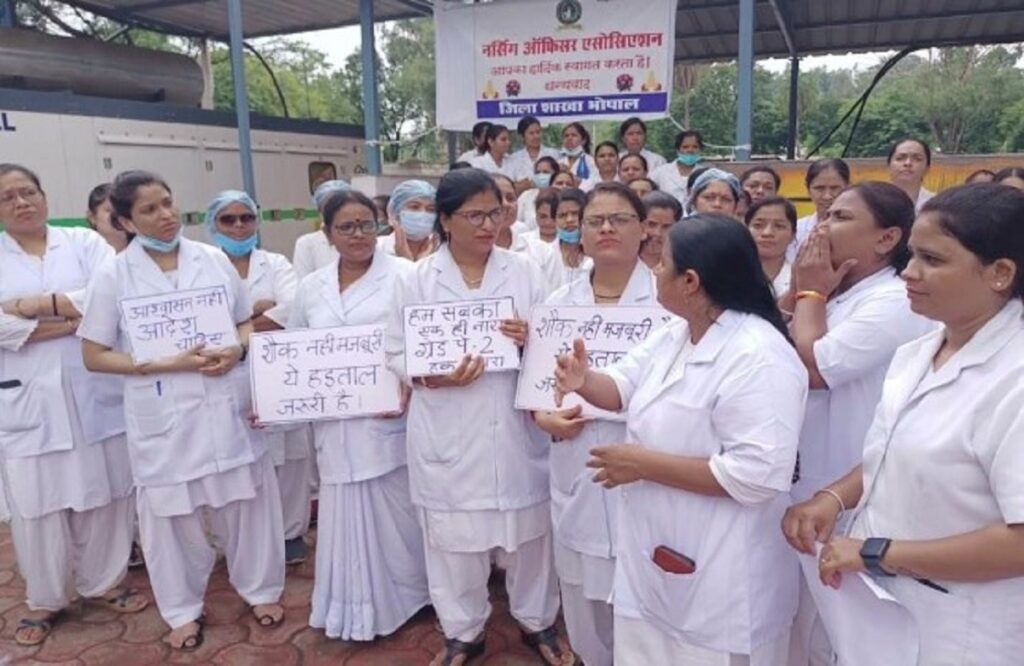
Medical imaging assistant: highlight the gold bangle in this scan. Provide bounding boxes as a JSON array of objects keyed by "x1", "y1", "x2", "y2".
[
  {"x1": 795, "y1": 290, "x2": 827, "y2": 303},
  {"x1": 815, "y1": 488, "x2": 846, "y2": 513}
]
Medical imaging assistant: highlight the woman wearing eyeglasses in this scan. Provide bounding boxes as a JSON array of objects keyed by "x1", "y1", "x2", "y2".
[
  {"x1": 79, "y1": 171, "x2": 285, "y2": 651},
  {"x1": 389, "y1": 168, "x2": 572, "y2": 666},
  {"x1": 0, "y1": 163, "x2": 146, "y2": 647},
  {"x1": 206, "y1": 190, "x2": 314, "y2": 565},
  {"x1": 289, "y1": 189, "x2": 430, "y2": 641},
  {"x1": 534, "y1": 182, "x2": 660, "y2": 666}
]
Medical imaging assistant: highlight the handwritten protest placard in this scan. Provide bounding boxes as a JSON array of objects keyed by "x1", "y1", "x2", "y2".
[
  {"x1": 250, "y1": 325, "x2": 400, "y2": 424},
  {"x1": 516, "y1": 305, "x2": 672, "y2": 418},
  {"x1": 119, "y1": 286, "x2": 239, "y2": 364},
  {"x1": 403, "y1": 297, "x2": 519, "y2": 378}
]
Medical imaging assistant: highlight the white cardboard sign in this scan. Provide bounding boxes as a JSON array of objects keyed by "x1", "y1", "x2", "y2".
[
  {"x1": 119, "y1": 286, "x2": 239, "y2": 364},
  {"x1": 403, "y1": 297, "x2": 519, "y2": 377}
]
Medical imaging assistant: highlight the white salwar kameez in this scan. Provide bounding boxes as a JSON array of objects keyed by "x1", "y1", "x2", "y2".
[
  {"x1": 292, "y1": 252, "x2": 429, "y2": 641},
  {"x1": 0, "y1": 227, "x2": 134, "y2": 612}
]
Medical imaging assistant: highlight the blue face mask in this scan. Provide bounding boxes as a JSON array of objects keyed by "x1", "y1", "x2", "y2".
[
  {"x1": 136, "y1": 229, "x2": 182, "y2": 253},
  {"x1": 533, "y1": 172, "x2": 553, "y2": 188},
  {"x1": 212, "y1": 231, "x2": 258, "y2": 257},
  {"x1": 557, "y1": 227, "x2": 581, "y2": 244},
  {"x1": 399, "y1": 210, "x2": 436, "y2": 241},
  {"x1": 562, "y1": 146, "x2": 583, "y2": 158},
  {"x1": 677, "y1": 153, "x2": 702, "y2": 167}
]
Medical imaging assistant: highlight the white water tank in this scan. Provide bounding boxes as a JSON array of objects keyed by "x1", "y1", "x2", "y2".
[{"x1": 0, "y1": 28, "x2": 203, "y2": 105}]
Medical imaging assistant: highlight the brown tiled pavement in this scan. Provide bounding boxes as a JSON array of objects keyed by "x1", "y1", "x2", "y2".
[{"x1": 0, "y1": 525, "x2": 549, "y2": 665}]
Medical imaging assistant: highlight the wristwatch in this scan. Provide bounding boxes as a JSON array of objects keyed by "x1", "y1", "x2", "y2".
[{"x1": 860, "y1": 537, "x2": 895, "y2": 577}]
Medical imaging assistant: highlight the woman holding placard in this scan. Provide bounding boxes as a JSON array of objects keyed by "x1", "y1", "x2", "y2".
[
  {"x1": 207, "y1": 190, "x2": 314, "y2": 565},
  {"x1": 533, "y1": 182, "x2": 658, "y2": 666},
  {"x1": 554, "y1": 214, "x2": 808, "y2": 664},
  {"x1": 289, "y1": 188, "x2": 430, "y2": 641},
  {"x1": 79, "y1": 170, "x2": 285, "y2": 651},
  {"x1": 389, "y1": 168, "x2": 572, "y2": 666},
  {"x1": 0, "y1": 163, "x2": 146, "y2": 647}
]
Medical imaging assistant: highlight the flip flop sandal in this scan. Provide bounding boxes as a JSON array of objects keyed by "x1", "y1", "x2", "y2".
[
  {"x1": 520, "y1": 625, "x2": 576, "y2": 665},
  {"x1": 168, "y1": 617, "x2": 205, "y2": 652},
  {"x1": 437, "y1": 636, "x2": 486, "y2": 666},
  {"x1": 14, "y1": 610, "x2": 64, "y2": 647},
  {"x1": 102, "y1": 588, "x2": 149, "y2": 614},
  {"x1": 251, "y1": 605, "x2": 284, "y2": 627}
]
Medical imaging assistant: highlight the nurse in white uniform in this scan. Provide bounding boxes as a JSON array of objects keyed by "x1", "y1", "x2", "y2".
[
  {"x1": 389, "y1": 168, "x2": 570, "y2": 666},
  {"x1": 638, "y1": 191, "x2": 683, "y2": 271},
  {"x1": 650, "y1": 130, "x2": 704, "y2": 206},
  {"x1": 559, "y1": 123, "x2": 597, "y2": 185},
  {"x1": 555, "y1": 214, "x2": 808, "y2": 665},
  {"x1": 552, "y1": 189, "x2": 594, "y2": 290},
  {"x1": 786, "y1": 183, "x2": 1024, "y2": 665},
  {"x1": 79, "y1": 170, "x2": 285, "y2": 651},
  {"x1": 508, "y1": 115, "x2": 561, "y2": 189},
  {"x1": 514, "y1": 157, "x2": 561, "y2": 232},
  {"x1": 469, "y1": 124, "x2": 516, "y2": 178},
  {"x1": 783, "y1": 181, "x2": 933, "y2": 666},
  {"x1": 292, "y1": 180, "x2": 349, "y2": 280},
  {"x1": 744, "y1": 196, "x2": 796, "y2": 296},
  {"x1": 492, "y1": 174, "x2": 562, "y2": 293},
  {"x1": 789, "y1": 159, "x2": 850, "y2": 262},
  {"x1": 290, "y1": 188, "x2": 430, "y2": 641},
  {"x1": 534, "y1": 182, "x2": 658, "y2": 666},
  {"x1": 0, "y1": 163, "x2": 146, "y2": 647},
  {"x1": 887, "y1": 137, "x2": 934, "y2": 213},
  {"x1": 686, "y1": 168, "x2": 741, "y2": 218},
  {"x1": 378, "y1": 179, "x2": 439, "y2": 261},
  {"x1": 206, "y1": 190, "x2": 314, "y2": 565},
  {"x1": 617, "y1": 118, "x2": 666, "y2": 171}
]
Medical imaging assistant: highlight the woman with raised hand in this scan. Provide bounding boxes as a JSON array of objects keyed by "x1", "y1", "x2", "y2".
[
  {"x1": 554, "y1": 214, "x2": 808, "y2": 665},
  {"x1": 535, "y1": 182, "x2": 657, "y2": 666},
  {"x1": 0, "y1": 163, "x2": 146, "y2": 647},
  {"x1": 378, "y1": 179, "x2": 440, "y2": 262},
  {"x1": 79, "y1": 170, "x2": 285, "y2": 651},
  {"x1": 389, "y1": 168, "x2": 571, "y2": 666},
  {"x1": 784, "y1": 183, "x2": 1024, "y2": 665},
  {"x1": 291, "y1": 188, "x2": 430, "y2": 641},
  {"x1": 206, "y1": 189, "x2": 313, "y2": 565}
]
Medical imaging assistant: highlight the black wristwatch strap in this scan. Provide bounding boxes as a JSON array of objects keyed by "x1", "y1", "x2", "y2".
[{"x1": 860, "y1": 537, "x2": 895, "y2": 577}]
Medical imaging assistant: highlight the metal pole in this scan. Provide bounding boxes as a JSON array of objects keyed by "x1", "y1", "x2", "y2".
[
  {"x1": 360, "y1": 0, "x2": 382, "y2": 175},
  {"x1": 447, "y1": 131, "x2": 458, "y2": 166},
  {"x1": 735, "y1": 0, "x2": 754, "y2": 161},
  {"x1": 1, "y1": 0, "x2": 17, "y2": 28},
  {"x1": 786, "y1": 56, "x2": 799, "y2": 159},
  {"x1": 227, "y1": 0, "x2": 256, "y2": 197}
]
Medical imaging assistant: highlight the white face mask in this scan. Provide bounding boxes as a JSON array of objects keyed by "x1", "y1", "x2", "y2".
[{"x1": 399, "y1": 210, "x2": 436, "y2": 241}]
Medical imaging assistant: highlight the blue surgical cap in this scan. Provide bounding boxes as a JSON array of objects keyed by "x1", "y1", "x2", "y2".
[
  {"x1": 386, "y1": 180, "x2": 437, "y2": 220},
  {"x1": 205, "y1": 190, "x2": 258, "y2": 233},
  {"x1": 687, "y1": 168, "x2": 742, "y2": 213},
  {"x1": 312, "y1": 179, "x2": 351, "y2": 211}
]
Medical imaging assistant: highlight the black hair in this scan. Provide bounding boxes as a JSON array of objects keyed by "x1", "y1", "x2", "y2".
[
  {"x1": 87, "y1": 183, "x2": 111, "y2": 214},
  {"x1": 686, "y1": 166, "x2": 710, "y2": 191},
  {"x1": 741, "y1": 165, "x2": 781, "y2": 189},
  {"x1": 744, "y1": 196, "x2": 797, "y2": 233},
  {"x1": 643, "y1": 191, "x2": 683, "y2": 222},
  {"x1": 449, "y1": 161, "x2": 474, "y2": 171},
  {"x1": 673, "y1": 130, "x2": 705, "y2": 151},
  {"x1": 630, "y1": 177, "x2": 658, "y2": 192},
  {"x1": 921, "y1": 184, "x2": 1024, "y2": 299},
  {"x1": 805, "y1": 158, "x2": 851, "y2": 189},
  {"x1": 372, "y1": 194, "x2": 390, "y2": 210},
  {"x1": 965, "y1": 169, "x2": 995, "y2": 184},
  {"x1": 535, "y1": 156, "x2": 560, "y2": 174},
  {"x1": 490, "y1": 172, "x2": 517, "y2": 193},
  {"x1": 434, "y1": 168, "x2": 502, "y2": 242},
  {"x1": 618, "y1": 117, "x2": 646, "y2": 140},
  {"x1": 0, "y1": 163, "x2": 44, "y2": 194},
  {"x1": 846, "y1": 181, "x2": 915, "y2": 271},
  {"x1": 563, "y1": 122, "x2": 592, "y2": 155},
  {"x1": 109, "y1": 170, "x2": 172, "y2": 225},
  {"x1": 667, "y1": 214, "x2": 790, "y2": 340},
  {"x1": 887, "y1": 137, "x2": 932, "y2": 166},
  {"x1": 619, "y1": 153, "x2": 649, "y2": 173},
  {"x1": 471, "y1": 121, "x2": 492, "y2": 142},
  {"x1": 517, "y1": 115, "x2": 541, "y2": 136},
  {"x1": 585, "y1": 181, "x2": 646, "y2": 222},
  {"x1": 535, "y1": 187, "x2": 560, "y2": 215},
  {"x1": 484, "y1": 124, "x2": 509, "y2": 154},
  {"x1": 555, "y1": 187, "x2": 588, "y2": 216},
  {"x1": 594, "y1": 141, "x2": 619, "y2": 158},
  {"x1": 321, "y1": 189, "x2": 379, "y2": 232},
  {"x1": 994, "y1": 167, "x2": 1024, "y2": 183}
]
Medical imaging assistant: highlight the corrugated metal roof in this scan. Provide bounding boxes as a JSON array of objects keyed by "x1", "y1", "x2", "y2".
[{"x1": 55, "y1": 0, "x2": 1024, "y2": 57}]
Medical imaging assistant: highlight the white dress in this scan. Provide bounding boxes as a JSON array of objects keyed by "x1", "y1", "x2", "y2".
[
  {"x1": 789, "y1": 213, "x2": 819, "y2": 262},
  {"x1": 650, "y1": 161, "x2": 690, "y2": 205},
  {"x1": 292, "y1": 230, "x2": 338, "y2": 280},
  {"x1": 620, "y1": 148, "x2": 667, "y2": 171},
  {"x1": 291, "y1": 251, "x2": 429, "y2": 641},
  {"x1": 508, "y1": 146, "x2": 561, "y2": 181},
  {"x1": 469, "y1": 152, "x2": 517, "y2": 178}
]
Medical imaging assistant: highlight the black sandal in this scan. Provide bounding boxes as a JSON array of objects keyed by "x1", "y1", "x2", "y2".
[
  {"x1": 436, "y1": 636, "x2": 486, "y2": 666},
  {"x1": 14, "y1": 610, "x2": 64, "y2": 647},
  {"x1": 102, "y1": 587, "x2": 149, "y2": 614},
  {"x1": 168, "y1": 617, "x2": 205, "y2": 652},
  {"x1": 520, "y1": 625, "x2": 575, "y2": 665},
  {"x1": 251, "y1": 604, "x2": 284, "y2": 627}
]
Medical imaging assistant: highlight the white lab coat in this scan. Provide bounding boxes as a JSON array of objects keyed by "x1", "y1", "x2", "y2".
[
  {"x1": 508, "y1": 146, "x2": 562, "y2": 181},
  {"x1": 292, "y1": 229, "x2": 339, "y2": 280},
  {"x1": 650, "y1": 162, "x2": 690, "y2": 205},
  {"x1": 560, "y1": 153, "x2": 599, "y2": 183},
  {"x1": 390, "y1": 245, "x2": 550, "y2": 513},
  {"x1": 603, "y1": 311, "x2": 808, "y2": 654},
  {"x1": 788, "y1": 213, "x2": 819, "y2": 263},
  {"x1": 553, "y1": 244, "x2": 594, "y2": 292},
  {"x1": 791, "y1": 268, "x2": 933, "y2": 502},
  {"x1": 771, "y1": 262, "x2": 792, "y2": 297},
  {"x1": 290, "y1": 251, "x2": 415, "y2": 484},
  {"x1": 469, "y1": 152, "x2": 517, "y2": 178},
  {"x1": 847, "y1": 298, "x2": 1024, "y2": 665},
  {"x1": 620, "y1": 148, "x2": 667, "y2": 172},
  {"x1": 508, "y1": 226, "x2": 562, "y2": 295},
  {"x1": 915, "y1": 187, "x2": 935, "y2": 213},
  {"x1": 78, "y1": 237, "x2": 264, "y2": 488}
]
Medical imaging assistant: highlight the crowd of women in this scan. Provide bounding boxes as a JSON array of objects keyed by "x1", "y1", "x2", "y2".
[{"x1": 1, "y1": 119, "x2": 1024, "y2": 666}]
